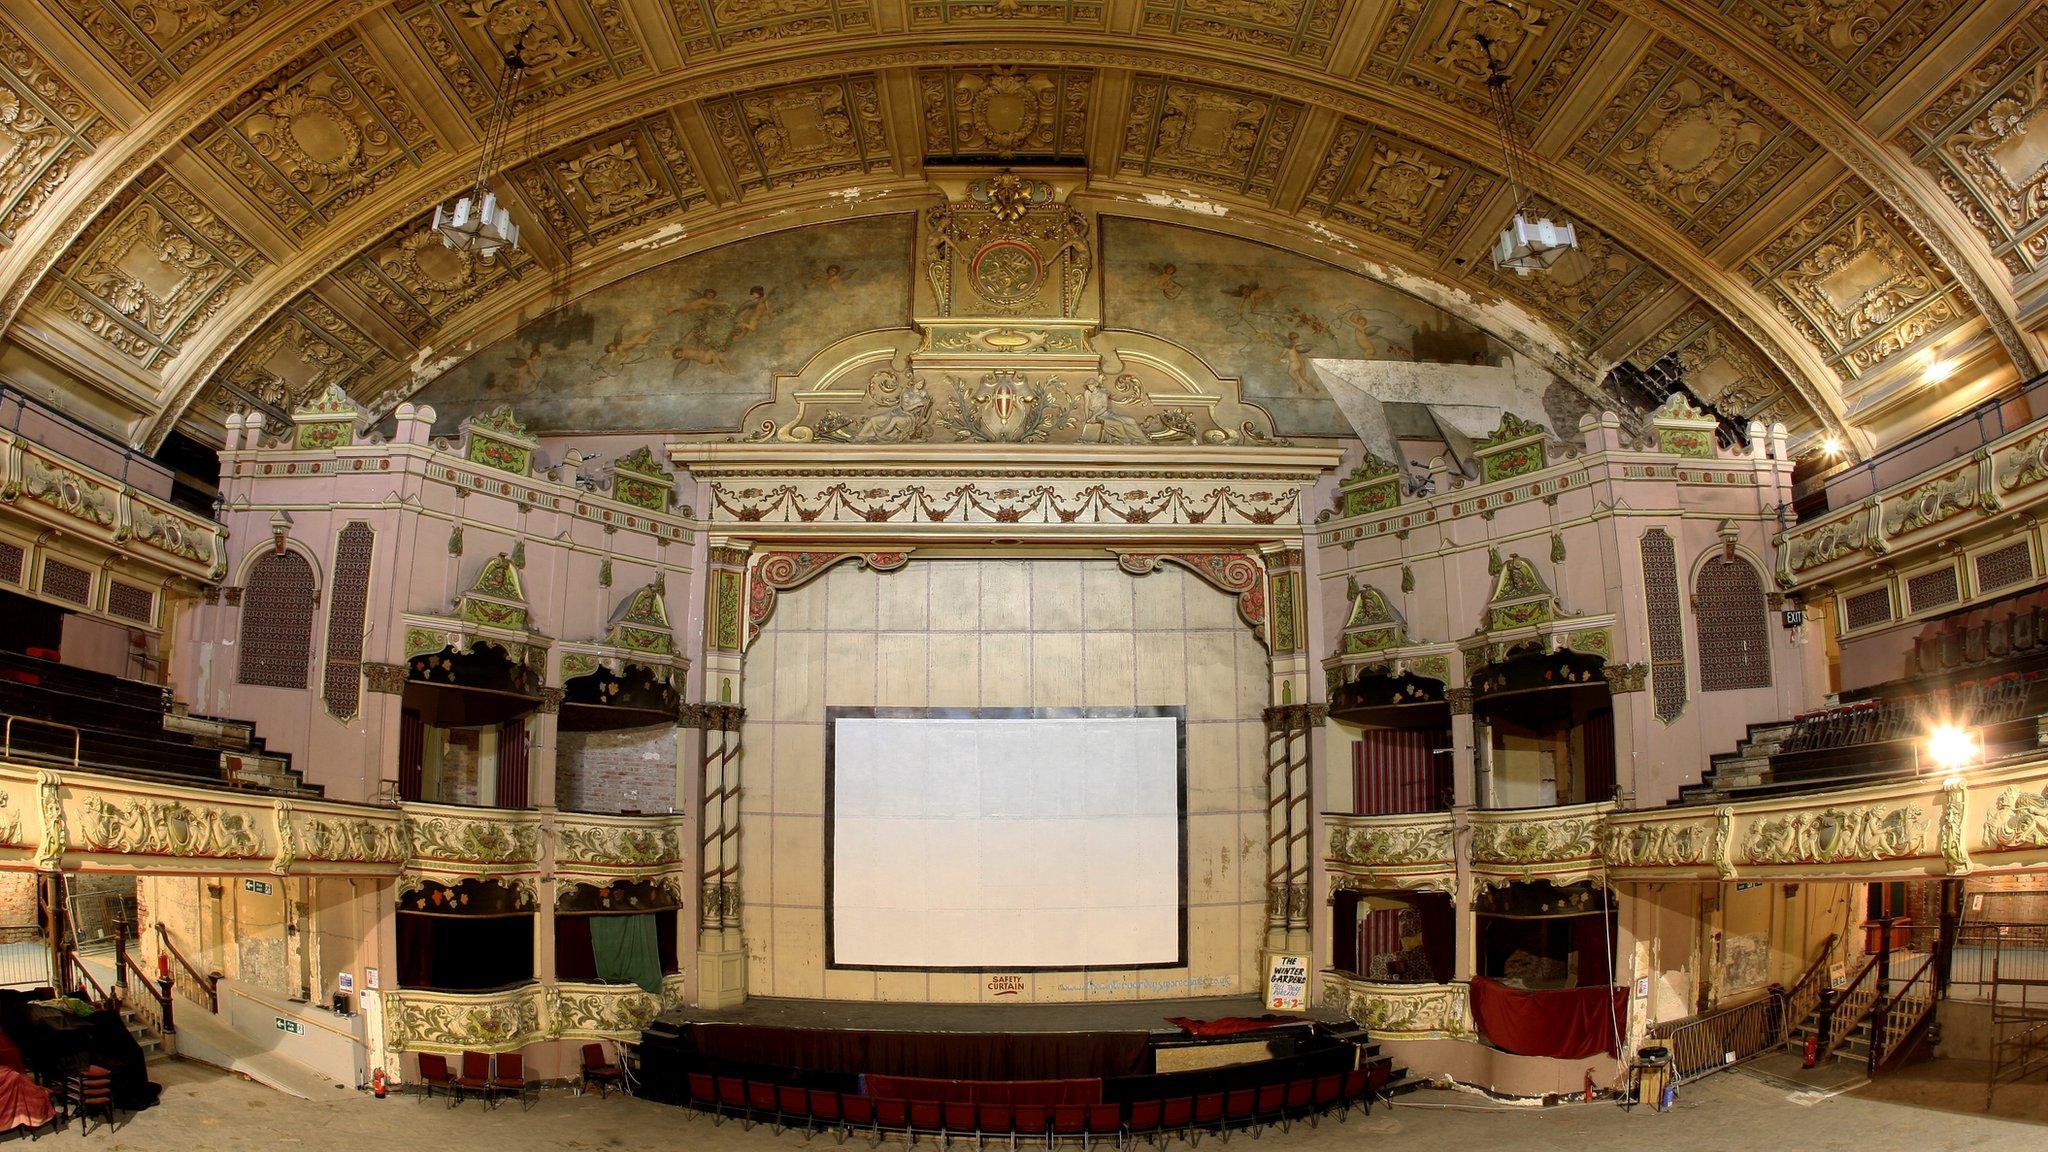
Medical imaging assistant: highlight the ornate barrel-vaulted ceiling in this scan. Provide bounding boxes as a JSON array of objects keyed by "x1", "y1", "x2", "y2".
[{"x1": 1, "y1": 0, "x2": 2046, "y2": 454}]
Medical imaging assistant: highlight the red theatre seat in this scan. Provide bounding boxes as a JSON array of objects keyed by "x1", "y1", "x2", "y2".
[
  {"x1": 978, "y1": 1102, "x2": 1015, "y2": 1150},
  {"x1": 748, "y1": 1081, "x2": 781, "y2": 1131},
  {"x1": 843, "y1": 1092, "x2": 879, "y2": 1142},
  {"x1": 1012, "y1": 1102, "x2": 1051, "y2": 1149},
  {"x1": 876, "y1": 1096, "x2": 911, "y2": 1135},
  {"x1": 417, "y1": 1053, "x2": 456, "y2": 1102},
  {"x1": 944, "y1": 1100, "x2": 978, "y2": 1149},
  {"x1": 909, "y1": 1100, "x2": 945, "y2": 1147},
  {"x1": 1222, "y1": 1088, "x2": 1256, "y2": 1136},
  {"x1": 1084, "y1": 1103, "x2": 1120, "y2": 1149},
  {"x1": 1125, "y1": 1098, "x2": 1161, "y2": 1143},
  {"x1": 716, "y1": 1076, "x2": 749, "y2": 1126},
  {"x1": 1159, "y1": 1096, "x2": 1194, "y2": 1145},
  {"x1": 1339, "y1": 1069, "x2": 1369, "y2": 1120},
  {"x1": 1191, "y1": 1093, "x2": 1224, "y2": 1145},
  {"x1": 810, "y1": 1088, "x2": 845, "y2": 1137},
  {"x1": 780, "y1": 1085, "x2": 813, "y2": 1133}
]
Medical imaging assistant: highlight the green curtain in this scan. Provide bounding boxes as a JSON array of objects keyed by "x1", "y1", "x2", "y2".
[{"x1": 589, "y1": 913, "x2": 662, "y2": 993}]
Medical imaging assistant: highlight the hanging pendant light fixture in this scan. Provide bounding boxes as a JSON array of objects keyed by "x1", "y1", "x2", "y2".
[
  {"x1": 1480, "y1": 8, "x2": 1577, "y2": 276},
  {"x1": 432, "y1": 29, "x2": 531, "y2": 257}
]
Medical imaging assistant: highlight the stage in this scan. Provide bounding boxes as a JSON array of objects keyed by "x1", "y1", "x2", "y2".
[{"x1": 652, "y1": 995, "x2": 1340, "y2": 1036}]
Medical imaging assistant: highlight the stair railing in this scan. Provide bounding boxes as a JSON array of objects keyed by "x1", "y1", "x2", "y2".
[
  {"x1": 1868, "y1": 953, "x2": 1939, "y2": 1073},
  {"x1": 1782, "y1": 931, "x2": 1840, "y2": 1033},
  {"x1": 112, "y1": 918, "x2": 174, "y2": 1036},
  {"x1": 1, "y1": 715, "x2": 79, "y2": 767},
  {"x1": 1818, "y1": 953, "x2": 1881, "y2": 1063},
  {"x1": 154, "y1": 922, "x2": 219, "y2": 1015},
  {"x1": 61, "y1": 946, "x2": 112, "y2": 1009}
]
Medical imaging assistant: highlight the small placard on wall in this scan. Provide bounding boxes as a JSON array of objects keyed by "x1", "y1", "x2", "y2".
[
  {"x1": 337, "y1": 972, "x2": 354, "y2": 994},
  {"x1": 1265, "y1": 953, "x2": 1308, "y2": 1012},
  {"x1": 365, "y1": 968, "x2": 379, "y2": 990},
  {"x1": 244, "y1": 879, "x2": 273, "y2": 896}
]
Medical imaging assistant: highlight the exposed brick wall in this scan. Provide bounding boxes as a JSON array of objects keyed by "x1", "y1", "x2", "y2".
[
  {"x1": 0, "y1": 873, "x2": 37, "y2": 943},
  {"x1": 438, "y1": 729, "x2": 480, "y2": 805},
  {"x1": 556, "y1": 725, "x2": 677, "y2": 814}
]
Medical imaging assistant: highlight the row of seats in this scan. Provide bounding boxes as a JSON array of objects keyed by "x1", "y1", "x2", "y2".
[{"x1": 684, "y1": 1062, "x2": 1392, "y2": 1148}]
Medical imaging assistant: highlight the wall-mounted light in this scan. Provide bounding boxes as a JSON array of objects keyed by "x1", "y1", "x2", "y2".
[
  {"x1": 1925, "y1": 723, "x2": 1980, "y2": 774},
  {"x1": 1820, "y1": 436, "x2": 1844, "y2": 458},
  {"x1": 1922, "y1": 358, "x2": 1958, "y2": 386}
]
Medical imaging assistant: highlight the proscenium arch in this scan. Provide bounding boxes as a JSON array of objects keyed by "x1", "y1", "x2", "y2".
[{"x1": 0, "y1": 31, "x2": 1909, "y2": 452}]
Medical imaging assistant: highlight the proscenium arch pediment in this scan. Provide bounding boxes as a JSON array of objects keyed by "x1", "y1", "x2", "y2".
[{"x1": 4, "y1": 26, "x2": 1966, "y2": 453}]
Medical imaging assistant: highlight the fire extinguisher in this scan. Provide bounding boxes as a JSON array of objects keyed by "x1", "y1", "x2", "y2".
[
  {"x1": 1801, "y1": 1034, "x2": 1818, "y2": 1069},
  {"x1": 1583, "y1": 1070, "x2": 1596, "y2": 1102},
  {"x1": 372, "y1": 1068, "x2": 387, "y2": 1099}
]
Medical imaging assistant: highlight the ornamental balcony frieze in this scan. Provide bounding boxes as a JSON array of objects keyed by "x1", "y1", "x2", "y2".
[
  {"x1": 1319, "y1": 972, "x2": 1472, "y2": 1040},
  {"x1": 1468, "y1": 801, "x2": 1613, "y2": 885},
  {"x1": 1324, "y1": 811, "x2": 1455, "y2": 894},
  {"x1": 0, "y1": 764, "x2": 403, "y2": 876},
  {"x1": 554, "y1": 812, "x2": 690, "y2": 885},
  {"x1": 1773, "y1": 409, "x2": 2048, "y2": 592},
  {"x1": 381, "y1": 978, "x2": 687, "y2": 1055},
  {"x1": 398, "y1": 802, "x2": 543, "y2": 876},
  {"x1": 0, "y1": 428, "x2": 226, "y2": 584}
]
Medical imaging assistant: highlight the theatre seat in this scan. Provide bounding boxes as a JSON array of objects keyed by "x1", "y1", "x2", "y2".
[
  {"x1": 716, "y1": 1076, "x2": 749, "y2": 1126},
  {"x1": 1125, "y1": 1098, "x2": 1161, "y2": 1145},
  {"x1": 843, "y1": 1093, "x2": 879, "y2": 1145},
  {"x1": 1051, "y1": 1103, "x2": 1088, "y2": 1149},
  {"x1": 1159, "y1": 1097, "x2": 1193, "y2": 1147},
  {"x1": 780, "y1": 1084, "x2": 812, "y2": 1134},
  {"x1": 909, "y1": 1100, "x2": 944, "y2": 1148},
  {"x1": 1366, "y1": 1059, "x2": 1393, "y2": 1111},
  {"x1": 1280, "y1": 1081, "x2": 1313, "y2": 1131},
  {"x1": 1012, "y1": 1101, "x2": 1050, "y2": 1150},
  {"x1": 877, "y1": 1096, "x2": 911, "y2": 1139},
  {"x1": 686, "y1": 1072, "x2": 717, "y2": 1116},
  {"x1": 1221, "y1": 1089, "x2": 1255, "y2": 1140},
  {"x1": 810, "y1": 1088, "x2": 846, "y2": 1142},
  {"x1": 943, "y1": 1100, "x2": 977, "y2": 1149},
  {"x1": 747, "y1": 1080, "x2": 780, "y2": 1132},
  {"x1": 1337, "y1": 1069, "x2": 1369, "y2": 1121},
  {"x1": 1309, "y1": 1074, "x2": 1341, "y2": 1118},
  {"x1": 1190, "y1": 1093, "x2": 1224, "y2": 1146},
  {"x1": 977, "y1": 1102, "x2": 1014, "y2": 1150},
  {"x1": 1250, "y1": 1084, "x2": 1286, "y2": 1135},
  {"x1": 1084, "y1": 1103, "x2": 1120, "y2": 1150}
]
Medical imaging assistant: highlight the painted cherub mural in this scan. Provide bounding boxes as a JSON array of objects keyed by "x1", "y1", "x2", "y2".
[{"x1": 414, "y1": 216, "x2": 910, "y2": 433}]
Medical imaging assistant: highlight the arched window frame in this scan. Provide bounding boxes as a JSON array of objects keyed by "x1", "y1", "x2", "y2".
[{"x1": 1691, "y1": 547, "x2": 1774, "y2": 693}]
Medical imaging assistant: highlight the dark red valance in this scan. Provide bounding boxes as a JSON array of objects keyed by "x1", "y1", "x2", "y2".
[
  {"x1": 688, "y1": 1024, "x2": 1151, "y2": 1080},
  {"x1": 1469, "y1": 976, "x2": 1626, "y2": 1060},
  {"x1": 1164, "y1": 1016, "x2": 1296, "y2": 1038}
]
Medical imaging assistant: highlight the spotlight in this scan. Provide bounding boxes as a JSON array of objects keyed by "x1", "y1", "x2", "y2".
[
  {"x1": 1923, "y1": 358, "x2": 1957, "y2": 385},
  {"x1": 1820, "y1": 436, "x2": 1844, "y2": 458},
  {"x1": 1926, "y1": 724, "x2": 1980, "y2": 773}
]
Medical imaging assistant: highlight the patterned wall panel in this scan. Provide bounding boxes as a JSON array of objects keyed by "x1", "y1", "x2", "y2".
[
  {"x1": 1695, "y1": 556, "x2": 1771, "y2": 692},
  {"x1": 1723, "y1": 0, "x2": 1966, "y2": 112},
  {"x1": 701, "y1": 75, "x2": 892, "y2": 197},
  {"x1": 1904, "y1": 565, "x2": 1960, "y2": 615},
  {"x1": 0, "y1": 18, "x2": 112, "y2": 249},
  {"x1": 509, "y1": 111, "x2": 708, "y2": 252},
  {"x1": 1139, "y1": 0, "x2": 1342, "y2": 64},
  {"x1": 1842, "y1": 585, "x2": 1894, "y2": 632},
  {"x1": 51, "y1": 0, "x2": 283, "y2": 97},
  {"x1": 394, "y1": 0, "x2": 649, "y2": 123},
  {"x1": 667, "y1": 0, "x2": 874, "y2": 56},
  {"x1": 1118, "y1": 77, "x2": 1300, "y2": 202},
  {"x1": 917, "y1": 66, "x2": 1090, "y2": 163},
  {"x1": 0, "y1": 540, "x2": 22, "y2": 585},
  {"x1": 105, "y1": 580, "x2": 155, "y2": 625},
  {"x1": 1973, "y1": 540, "x2": 2035, "y2": 595},
  {"x1": 38, "y1": 557, "x2": 89, "y2": 605},
  {"x1": 1639, "y1": 528, "x2": 1686, "y2": 722},
  {"x1": 1302, "y1": 121, "x2": 1497, "y2": 260},
  {"x1": 1363, "y1": 0, "x2": 1615, "y2": 124},
  {"x1": 239, "y1": 550, "x2": 317, "y2": 689},
  {"x1": 323, "y1": 522, "x2": 375, "y2": 722}
]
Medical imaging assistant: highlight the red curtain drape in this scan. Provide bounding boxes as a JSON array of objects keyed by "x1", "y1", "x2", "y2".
[
  {"x1": 496, "y1": 718, "x2": 529, "y2": 809},
  {"x1": 1353, "y1": 728, "x2": 1450, "y2": 815},
  {"x1": 1468, "y1": 976, "x2": 1626, "y2": 1059},
  {"x1": 1583, "y1": 708, "x2": 1616, "y2": 803}
]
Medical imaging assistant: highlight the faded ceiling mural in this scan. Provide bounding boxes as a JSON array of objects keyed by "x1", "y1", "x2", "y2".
[
  {"x1": 412, "y1": 215, "x2": 913, "y2": 433},
  {"x1": 1102, "y1": 219, "x2": 1512, "y2": 439}
]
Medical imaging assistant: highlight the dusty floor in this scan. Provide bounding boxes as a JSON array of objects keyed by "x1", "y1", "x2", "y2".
[
  {"x1": 9, "y1": 1058, "x2": 2043, "y2": 1151},
  {"x1": 1851, "y1": 1057, "x2": 2048, "y2": 1126}
]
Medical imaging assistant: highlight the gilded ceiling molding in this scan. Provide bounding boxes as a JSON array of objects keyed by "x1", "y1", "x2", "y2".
[
  {"x1": 1606, "y1": 0, "x2": 2043, "y2": 379},
  {"x1": 12, "y1": 35, "x2": 1876, "y2": 447}
]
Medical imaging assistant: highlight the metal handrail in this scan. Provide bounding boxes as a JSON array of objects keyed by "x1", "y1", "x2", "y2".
[
  {"x1": 155, "y1": 922, "x2": 218, "y2": 1014},
  {"x1": 1819, "y1": 953, "x2": 1881, "y2": 1063},
  {"x1": 1782, "y1": 931, "x2": 1840, "y2": 1032},
  {"x1": 1870, "y1": 953, "x2": 1939, "y2": 1072},
  {"x1": 1, "y1": 715, "x2": 79, "y2": 767}
]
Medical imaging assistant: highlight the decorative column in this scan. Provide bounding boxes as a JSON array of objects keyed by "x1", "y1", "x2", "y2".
[
  {"x1": 1603, "y1": 662, "x2": 1649, "y2": 803},
  {"x1": 1261, "y1": 703, "x2": 1322, "y2": 961},
  {"x1": 693, "y1": 539, "x2": 752, "y2": 1008},
  {"x1": 1446, "y1": 687, "x2": 1478, "y2": 982}
]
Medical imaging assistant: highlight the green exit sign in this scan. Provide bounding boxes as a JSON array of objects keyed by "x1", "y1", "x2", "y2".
[{"x1": 275, "y1": 1018, "x2": 304, "y2": 1036}]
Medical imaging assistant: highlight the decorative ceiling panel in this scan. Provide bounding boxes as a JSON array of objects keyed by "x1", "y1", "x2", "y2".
[
  {"x1": 1746, "y1": 180, "x2": 1963, "y2": 383},
  {"x1": 1567, "y1": 39, "x2": 1819, "y2": 251},
  {"x1": 1302, "y1": 120, "x2": 1496, "y2": 260},
  {"x1": 1630, "y1": 299, "x2": 1798, "y2": 426},
  {"x1": 1467, "y1": 208, "x2": 1673, "y2": 349},
  {"x1": 51, "y1": 0, "x2": 282, "y2": 97},
  {"x1": 1364, "y1": 0, "x2": 1617, "y2": 127},
  {"x1": 1721, "y1": 0, "x2": 1964, "y2": 112},
  {"x1": 510, "y1": 110, "x2": 707, "y2": 250},
  {"x1": 1894, "y1": 6, "x2": 2048, "y2": 279},
  {"x1": 1118, "y1": 76, "x2": 1300, "y2": 202},
  {"x1": 190, "y1": 36, "x2": 441, "y2": 241},
  {"x1": 39, "y1": 167, "x2": 268, "y2": 368},
  {"x1": 395, "y1": 0, "x2": 649, "y2": 123},
  {"x1": 0, "y1": 18, "x2": 112, "y2": 249},
  {"x1": 702, "y1": 75, "x2": 891, "y2": 196},
  {"x1": 212, "y1": 292, "x2": 386, "y2": 416},
  {"x1": 1137, "y1": 0, "x2": 1342, "y2": 65},
  {"x1": 666, "y1": 0, "x2": 873, "y2": 57},
  {"x1": 917, "y1": 65, "x2": 1090, "y2": 163},
  {"x1": 908, "y1": 1, "x2": 1105, "y2": 28},
  {"x1": 335, "y1": 212, "x2": 533, "y2": 341}
]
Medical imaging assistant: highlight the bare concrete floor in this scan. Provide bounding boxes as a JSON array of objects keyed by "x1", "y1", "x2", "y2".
[
  {"x1": 1851, "y1": 1057, "x2": 2048, "y2": 1125},
  {"x1": 14, "y1": 1058, "x2": 2043, "y2": 1151}
]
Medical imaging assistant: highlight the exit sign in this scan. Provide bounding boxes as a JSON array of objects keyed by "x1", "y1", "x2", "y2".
[
  {"x1": 275, "y1": 1017, "x2": 304, "y2": 1036},
  {"x1": 245, "y1": 879, "x2": 273, "y2": 896}
]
